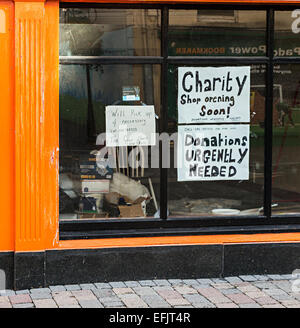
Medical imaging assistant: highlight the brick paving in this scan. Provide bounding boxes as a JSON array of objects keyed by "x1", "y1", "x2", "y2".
[{"x1": 1, "y1": 275, "x2": 300, "y2": 308}]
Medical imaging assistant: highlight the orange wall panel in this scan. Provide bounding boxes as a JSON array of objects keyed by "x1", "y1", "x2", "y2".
[
  {"x1": 15, "y1": 1, "x2": 45, "y2": 251},
  {"x1": 58, "y1": 233, "x2": 300, "y2": 250},
  {"x1": 0, "y1": 2, "x2": 15, "y2": 252},
  {"x1": 15, "y1": 1, "x2": 59, "y2": 251},
  {"x1": 44, "y1": 0, "x2": 59, "y2": 249}
]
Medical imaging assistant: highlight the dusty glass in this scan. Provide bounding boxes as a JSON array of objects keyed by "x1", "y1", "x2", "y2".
[
  {"x1": 167, "y1": 64, "x2": 266, "y2": 217},
  {"x1": 169, "y1": 10, "x2": 266, "y2": 56},
  {"x1": 272, "y1": 64, "x2": 300, "y2": 215},
  {"x1": 59, "y1": 8, "x2": 161, "y2": 56},
  {"x1": 59, "y1": 64, "x2": 161, "y2": 220},
  {"x1": 275, "y1": 10, "x2": 300, "y2": 57}
]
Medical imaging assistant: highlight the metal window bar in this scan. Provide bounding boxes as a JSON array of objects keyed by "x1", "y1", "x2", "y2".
[
  {"x1": 159, "y1": 5, "x2": 169, "y2": 220},
  {"x1": 264, "y1": 8, "x2": 274, "y2": 218}
]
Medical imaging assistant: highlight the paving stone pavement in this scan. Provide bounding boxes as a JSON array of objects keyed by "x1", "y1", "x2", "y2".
[{"x1": 1, "y1": 275, "x2": 300, "y2": 308}]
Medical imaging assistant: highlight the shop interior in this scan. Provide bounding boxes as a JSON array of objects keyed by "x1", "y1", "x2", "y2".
[{"x1": 59, "y1": 8, "x2": 300, "y2": 220}]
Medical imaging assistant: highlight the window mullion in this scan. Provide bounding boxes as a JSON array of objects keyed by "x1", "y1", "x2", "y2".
[
  {"x1": 264, "y1": 8, "x2": 274, "y2": 218},
  {"x1": 160, "y1": 5, "x2": 169, "y2": 220}
]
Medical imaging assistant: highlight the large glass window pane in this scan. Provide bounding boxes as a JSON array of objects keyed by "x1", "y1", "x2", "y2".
[
  {"x1": 59, "y1": 64, "x2": 161, "y2": 220},
  {"x1": 275, "y1": 10, "x2": 300, "y2": 57},
  {"x1": 167, "y1": 64, "x2": 265, "y2": 217},
  {"x1": 272, "y1": 64, "x2": 300, "y2": 215},
  {"x1": 59, "y1": 8, "x2": 161, "y2": 56},
  {"x1": 169, "y1": 10, "x2": 266, "y2": 56}
]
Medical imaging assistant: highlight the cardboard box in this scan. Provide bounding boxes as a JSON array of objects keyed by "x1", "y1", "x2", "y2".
[
  {"x1": 118, "y1": 203, "x2": 145, "y2": 218},
  {"x1": 77, "y1": 212, "x2": 108, "y2": 219},
  {"x1": 81, "y1": 180, "x2": 110, "y2": 194}
]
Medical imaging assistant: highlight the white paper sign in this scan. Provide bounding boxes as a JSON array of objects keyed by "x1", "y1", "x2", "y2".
[
  {"x1": 105, "y1": 106, "x2": 156, "y2": 147},
  {"x1": 178, "y1": 66, "x2": 250, "y2": 124},
  {"x1": 177, "y1": 124, "x2": 250, "y2": 181}
]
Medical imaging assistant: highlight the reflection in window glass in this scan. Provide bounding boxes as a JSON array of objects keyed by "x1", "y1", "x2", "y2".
[
  {"x1": 59, "y1": 64, "x2": 161, "y2": 220},
  {"x1": 275, "y1": 10, "x2": 300, "y2": 57},
  {"x1": 169, "y1": 10, "x2": 266, "y2": 56},
  {"x1": 167, "y1": 64, "x2": 265, "y2": 217},
  {"x1": 272, "y1": 64, "x2": 300, "y2": 215},
  {"x1": 59, "y1": 8, "x2": 161, "y2": 56}
]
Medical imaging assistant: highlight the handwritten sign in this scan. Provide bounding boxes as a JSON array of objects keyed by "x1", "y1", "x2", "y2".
[
  {"x1": 178, "y1": 66, "x2": 250, "y2": 124},
  {"x1": 177, "y1": 124, "x2": 250, "y2": 181},
  {"x1": 105, "y1": 106, "x2": 156, "y2": 147}
]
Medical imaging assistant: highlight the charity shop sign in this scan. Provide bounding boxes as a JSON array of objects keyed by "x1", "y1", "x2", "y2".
[
  {"x1": 177, "y1": 124, "x2": 250, "y2": 181},
  {"x1": 178, "y1": 66, "x2": 250, "y2": 124},
  {"x1": 105, "y1": 105, "x2": 156, "y2": 147}
]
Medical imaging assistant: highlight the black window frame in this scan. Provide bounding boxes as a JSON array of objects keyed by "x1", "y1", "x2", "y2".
[{"x1": 59, "y1": 2, "x2": 300, "y2": 240}]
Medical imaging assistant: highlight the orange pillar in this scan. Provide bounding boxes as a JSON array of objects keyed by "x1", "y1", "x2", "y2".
[
  {"x1": 14, "y1": 0, "x2": 59, "y2": 252},
  {"x1": 0, "y1": 1, "x2": 15, "y2": 252},
  {"x1": 43, "y1": 0, "x2": 59, "y2": 250}
]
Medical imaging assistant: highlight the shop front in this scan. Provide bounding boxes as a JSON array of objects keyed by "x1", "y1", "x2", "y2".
[{"x1": 1, "y1": 0, "x2": 300, "y2": 290}]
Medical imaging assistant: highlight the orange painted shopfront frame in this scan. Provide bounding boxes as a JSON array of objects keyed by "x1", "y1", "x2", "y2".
[{"x1": 1, "y1": 0, "x2": 300, "y2": 254}]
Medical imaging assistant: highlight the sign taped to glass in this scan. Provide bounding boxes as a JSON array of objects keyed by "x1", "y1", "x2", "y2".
[
  {"x1": 177, "y1": 124, "x2": 250, "y2": 181},
  {"x1": 105, "y1": 105, "x2": 156, "y2": 147},
  {"x1": 178, "y1": 66, "x2": 250, "y2": 124}
]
